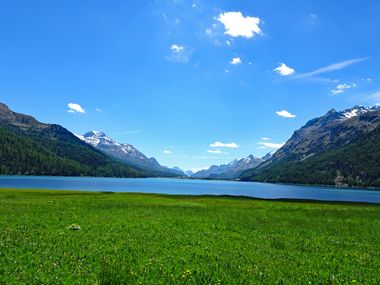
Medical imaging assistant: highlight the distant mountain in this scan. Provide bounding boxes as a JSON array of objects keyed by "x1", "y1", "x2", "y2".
[
  {"x1": 169, "y1": 167, "x2": 194, "y2": 177},
  {"x1": 77, "y1": 131, "x2": 183, "y2": 177},
  {"x1": 240, "y1": 105, "x2": 380, "y2": 187},
  {"x1": 171, "y1": 167, "x2": 193, "y2": 176},
  {"x1": 0, "y1": 103, "x2": 145, "y2": 178},
  {"x1": 192, "y1": 154, "x2": 270, "y2": 180}
]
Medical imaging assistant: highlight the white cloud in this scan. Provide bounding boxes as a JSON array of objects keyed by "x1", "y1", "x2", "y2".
[
  {"x1": 331, "y1": 89, "x2": 344, "y2": 95},
  {"x1": 67, "y1": 103, "x2": 85, "y2": 114},
  {"x1": 230, "y1": 57, "x2": 242, "y2": 65},
  {"x1": 163, "y1": 150, "x2": 172, "y2": 154},
  {"x1": 170, "y1": 44, "x2": 184, "y2": 53},
  {"x1": 331, "y1": 83, "x2": 355, "y2": 95},
  {"x1": 258, "y1": 137, "x2": 284, "y2": 150},
  {"x1": 259, "y1": 141, "x2": 285, "y2": 149},
  {"x1": 276, "y1": 110, "x2": 296, "y2": 118},
  {"x1": 96, "y1": 108, "x2": 102, "y2": 112},
  {"x1": 207, "y1": 149, "x2": 222, "y2": 154},
  {"x1": 210, "y1": 141, "x2": 238, "y2": 148},
  {"x1": 273, "y1": 63, "x2": 295, "y2": 76},
  {"x1": 167, "y1": 44, "x2": 191, "y2": 63},
  {"x1": 294, "y1": 58, "x2": 369, "y2": 79},
  {"x1": 218, "y1": 11, "x2": 262, "y2": 38},
  {"x1": 205, "y1": 28, "x2": 212, "y2": 35}
]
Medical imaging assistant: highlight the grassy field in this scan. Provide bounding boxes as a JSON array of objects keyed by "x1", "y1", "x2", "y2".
[{"x1": 1, "y1": 189, "x2": 380, "y2": 284}]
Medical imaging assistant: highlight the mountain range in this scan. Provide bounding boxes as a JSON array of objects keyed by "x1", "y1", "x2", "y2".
[
  {"x1": 77, "y1": 131, "x2": 183, "y2": 177},
  {"x1": 1, "y1": 102, "x2": 380, "y2": 188},
  {"x1": 240, "y1": 105, "x2": 380, "y2": 188},
  {"x1": 192, "y1": 154, "x2": 271, "y2": 179}
]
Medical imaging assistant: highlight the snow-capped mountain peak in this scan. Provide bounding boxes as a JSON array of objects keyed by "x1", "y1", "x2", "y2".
[
  {"x1": 78, "y1": 130, "x2": 120, "y2": 147},
  {"x1": 78, "y1": 131, "x2": 183, "y2": 177},
  {"x1": 242, "y1": 154, "x2": 256, "y2": 164},
  {"x1": 85, "y1": 130, "x2": 105, "y2": 137},
  {"x1": 341, "y1": 105, "x2": 368, "y2": 120}
]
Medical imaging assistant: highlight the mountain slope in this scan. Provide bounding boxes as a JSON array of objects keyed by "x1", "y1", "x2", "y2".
[
  {"x1": 193, "y1": 154, "x2": 269, "y2": 180},
  {"x1": 77, "y1": 131, "x2": 183, "y2": 177},
  {"x1": 240, "y1": 106, "x2": 380, "y2": 187},
  {"x1": 0, "y1": 103, "x2": 145, "y2": 177}
]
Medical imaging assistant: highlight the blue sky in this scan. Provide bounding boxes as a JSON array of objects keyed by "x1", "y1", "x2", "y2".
[{"x1": 1, "y1": 0, "x2": 379, "y2": 171}]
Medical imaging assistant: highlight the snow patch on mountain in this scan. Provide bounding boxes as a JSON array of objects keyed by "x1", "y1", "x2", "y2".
[{"x1": 341, "y1": 106, "x2": 368, "y2": 119}]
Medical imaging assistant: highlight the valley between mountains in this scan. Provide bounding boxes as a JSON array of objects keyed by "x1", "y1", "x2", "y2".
[{"x1": 1, "y1": 102, "x2": 380, "y2": 188}]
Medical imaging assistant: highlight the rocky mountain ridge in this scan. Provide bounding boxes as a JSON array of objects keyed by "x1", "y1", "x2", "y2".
[
  {"x1": 240, "y1": 105, "x2": 380, "y2": 187},
  {"x1": 192, "y1": 153, "x2": 272, "y2": 180},
  {"x1": 77, "y1": 131, "x2": 183, "y2": 177}
]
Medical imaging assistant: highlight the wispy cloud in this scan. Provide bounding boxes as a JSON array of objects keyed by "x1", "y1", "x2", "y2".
[
  {"x1": 95, "y1": 108, "x2": 102, "y2": 112},
  {"x1": 294, "y1": 58, "x2": 368, "y2": 79},
  {"x1": 259, "y1": 141, "x2": 285, "y2": 149},
  {"x1": 276, "y1": 110, "x2": 296, "y2": 118},
  {"x1": 309, "y1": 13, "x2": 319, "y2": 26},
  {"x1": 205, "y1": 28, "x2": 212, "y2": 35},
  {"x1": 257, "y1": 137, "x2": 284, "y2": 150},
  {"x1": 163, "y1": 150, "x2": 172, "y2": 154},
  {"x1": 218, "y1": 12, "x2": 262, "y2": 38},
  {"x1": 67, "y1": 103, "x2": 85, "y2": 114},
  {"x1": 331, "y1": 83, "x2": 356, "y2": 95},
  {"x1": 273, "y1": 63, "x2": 295, "y2": 76},
  {"x1": 365, "y1": 90, "x2": 380, "y2": 102},
  {"x1": 210, "y1": 141, "x2": 239, "y2": 148},
  {"x1": 207, "y1": 149, "x2": 222, "y2": 154}
]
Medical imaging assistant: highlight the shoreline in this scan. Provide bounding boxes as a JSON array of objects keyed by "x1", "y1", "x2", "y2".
[
  {"x1": 2, "y1": 187, "x2": 380, "y2": 206},
  {"x1": 1, "y1": 174, "x2": 380, "y2": 192}
]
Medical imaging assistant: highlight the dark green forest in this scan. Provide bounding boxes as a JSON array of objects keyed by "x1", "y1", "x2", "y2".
[
  {"x1": 0, "y1": 124, "x2": 145, "y2": 178},
  {"x1": 240, "y1": 126, "x2": 380, "y2": 188}
]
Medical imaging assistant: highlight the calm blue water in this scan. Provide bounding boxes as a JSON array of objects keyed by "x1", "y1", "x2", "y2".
[{"x1": 0, "y1": 176, "x2": 380, "y2": 203}]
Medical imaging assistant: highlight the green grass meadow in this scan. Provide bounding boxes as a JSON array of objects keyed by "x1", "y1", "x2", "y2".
[{"x1": 1, "y1": 189, "x2": 380, "y2": 284}]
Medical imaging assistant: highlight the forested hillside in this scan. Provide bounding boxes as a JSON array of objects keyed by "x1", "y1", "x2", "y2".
[
  {"x1": 240, "y1": 106, "x2": 380, "y2": 188},
  {"x1": 0, "y1": 104, "x2": 145, "y2": 178}
]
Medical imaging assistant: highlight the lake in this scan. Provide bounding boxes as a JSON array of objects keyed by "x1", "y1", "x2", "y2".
[{"x1": 1, "y1": 176, "x2": 380, "y2": 204}]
